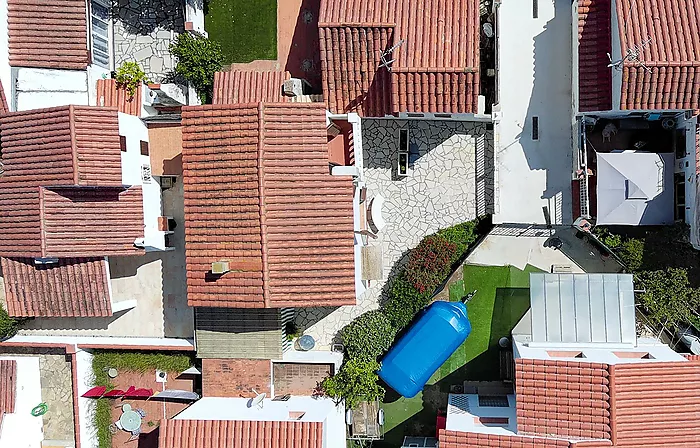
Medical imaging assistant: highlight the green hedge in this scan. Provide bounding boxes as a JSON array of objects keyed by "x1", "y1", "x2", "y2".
[
  {"x1": 341, "y1": 310, "x2": 396, "y2": 361},
  {"x1": 323, "y1": 218, "x2": 486, "y2": 407},
  {"x1": 170, "y1": 33, "x2": 224, "y2": 103}
]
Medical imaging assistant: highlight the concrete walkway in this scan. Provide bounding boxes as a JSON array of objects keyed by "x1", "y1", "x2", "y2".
[{"x1": 493, "y1": 0, "x2": 573, "y2": 225}]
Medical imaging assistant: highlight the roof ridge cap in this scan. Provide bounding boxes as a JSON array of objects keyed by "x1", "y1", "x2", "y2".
[{"x1": 257, "y1": 102, "x2": 270, "y2": 307}]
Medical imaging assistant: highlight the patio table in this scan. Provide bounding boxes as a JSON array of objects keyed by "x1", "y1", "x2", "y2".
[{"x1": 119, "y1": 409, "x2": 142, "y2": 433}]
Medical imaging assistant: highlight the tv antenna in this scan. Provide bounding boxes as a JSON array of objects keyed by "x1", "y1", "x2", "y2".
[
  {"x1": 607, "y1": 35, "x2": 653, "y2": 73},
  {"x1": 250, "y1": 389, "x2": 266, "y2": 410},
  {"x1": 379, "y1": 39, "x2": 405, "y2": 72}
]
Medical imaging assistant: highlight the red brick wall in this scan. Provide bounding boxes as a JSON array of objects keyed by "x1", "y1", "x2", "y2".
[{"x1": 202, "y1": 359, "x2": 271, "y2": 397}]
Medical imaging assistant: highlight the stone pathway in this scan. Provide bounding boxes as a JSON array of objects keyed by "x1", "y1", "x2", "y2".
[
  {"x1": 40, "y1": 354, "x2": 76, "y2": 444},
  {"x1": 296, "y1": 119, "x2": 494, "y2": 348},
  {"x1": 113, "y1": 0, "x2": 185, "y2": 82}
]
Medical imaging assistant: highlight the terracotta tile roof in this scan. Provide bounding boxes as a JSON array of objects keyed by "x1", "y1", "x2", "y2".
[
  {"x1": 158, "y1": 419, "x2": 324, "y2": 448},
  {"x1": 577, "y1": 0, "x2": 612, "y2": 111},
  {"x1": 213, "y1": 71, "x2": 291, "y2": 104},
  {"x1": 516, "y1": 358, "x2": 612, "y2": 440},
  {"x1": 609, "y1": 360, "x2": 700, "y2": 447},
  {"x1": 439, "y1": 430, "x2": 571, "y2": 448},
  {"x1": 1, "y1": 257, "x2": 111, "y2": 317},
  {"x1": 0, "y1": 360, "x2": 16, "y2": 428},
  {"x1": 616, "y1": 0, "x2": 700, "y2": 110},
  {"x1": 318, "y1": 0, "x2": 480, "y2": 116},
  {"x1": 182, "y1": 103, "x2": 355, "y2": 308},
  {"x1": 579, "y1": 0, "x2": 700, "y2": 111},
  {"x1": 8, "y1": 0, "x2": 89, "y2": 69},
  {"x1": 0, "y1": 106, "x2": 143, "y2": 258},
  {"x1": 39, "y1": 186, "x2": 144, "y2": 258},
  {"x1": 96, "y1": 79, "x2": 142, "y2": 116},
  {"x1": 0, "y1": 80, "x2": 8, "y2": 115},
  {"x1": 442, "y1": 357, "x2": 700, "y2": 447}
]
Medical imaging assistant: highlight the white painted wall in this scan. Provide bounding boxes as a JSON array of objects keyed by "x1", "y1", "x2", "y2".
[
  {"x1": 184, "y1": 0, "x2": 206, "y2": 35},
  {"x1": 514, "y1": 338, "x2": 688, "y2": 363},
  {"x1": 3, "y1": 334, "x2": 195, "y2": 349},
  {"x1": 87, "y1": 65, "x2": 111, "y2": 108},
  {"x1": 15, "y1": 68, "x2": 89, "y2": 111},
  {"x1": 493, "y1": 0, "x2": 573, "y2": 225},
  {"x1": 76, "y1": 350, "x2": 98, "y2": 448},
  {"x1": 0, "y1": 357, "x2": 43, "y2": 448},
  {"x1": 610, "y1": 0, "x2": 622, "y2": 110},
  {"x1": 118, "y1": 112, "x2": 168, "y2": 251}
]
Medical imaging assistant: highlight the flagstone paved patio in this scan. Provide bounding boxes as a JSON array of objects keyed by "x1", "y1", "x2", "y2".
[{"x1": 296, "y1": 118, "x2": 494, "y2": 348}]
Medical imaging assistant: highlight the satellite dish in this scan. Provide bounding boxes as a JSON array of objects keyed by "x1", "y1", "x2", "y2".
[{"x1": 250, "y1": 389, "x2": 266, "y2": 409}]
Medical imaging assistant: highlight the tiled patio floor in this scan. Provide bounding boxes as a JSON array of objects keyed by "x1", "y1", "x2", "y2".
[
  {"x1": 273, "y1": 362, "x2": 332, "y2": 396},
  {"x1": 297, "y1": 118, "x2": 494, "y2": 348}
]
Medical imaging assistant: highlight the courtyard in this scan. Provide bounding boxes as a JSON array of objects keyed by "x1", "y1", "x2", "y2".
[{"x1": 296, "y1": 118, "x2": 495, "y2": 349}]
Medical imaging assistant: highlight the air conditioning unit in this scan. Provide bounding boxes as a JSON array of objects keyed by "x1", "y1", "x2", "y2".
[
  {"x1": 211, "y1": 260, "x2": 231, "y2": 275},
  {"x1": 156, "y1": 370, "x2": 167, "y2": 383}
]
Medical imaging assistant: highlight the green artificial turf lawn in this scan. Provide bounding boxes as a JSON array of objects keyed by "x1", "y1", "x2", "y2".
[
  {"x1": 380, "y1": 264, "x2": 542, "y2": 445},
  {"x1": 204, "y1": 0, "x2": 277, "y2": 63}
]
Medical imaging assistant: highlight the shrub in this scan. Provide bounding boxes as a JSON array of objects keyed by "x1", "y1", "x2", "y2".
[
  {"x1": 635, "y1": 268, "x2": 700, "y2": 332},
  {"x1": 404, "y1": 234, "x2": 456, "y2": 293},
  {"x1": 437, "y1": 221, "x2": 478, "y2": 257},
  {"x1": 170, "y1": 33, "x2": 224, "y2": 103},
  {"x1": 0, "y1": 305, "x2": 18, "y2": 340},
  {"x1": 321, "y1": 359, "x2": 384, "y2": 409},
  {"x1": 384, "y1": 274, "x2": 431, "y2": 328},
  {"x1": 341, "y1": 310, "x2": 396, "y2": 361},
  {"x1": 619, "y1": 238, "x2": 644, "y2": 271},
  {"x1": 115, "y1": 61, "x2": 149, "y2": 97}
]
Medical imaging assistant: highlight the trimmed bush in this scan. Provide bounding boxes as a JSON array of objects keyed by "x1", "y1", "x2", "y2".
[
  {"x1": 619, "y1": 238, "x2": 644, "y2": 271},
  {"x1": 170, "y1": 33, "x2": 224, "y2": 103},
  {"x1": 341, "y1": 310, "x2": 396, "y2": 361},
  {"x1": 384, "y1": 274, "x2": 431, "y2": 329},
  {"x1": 321, "y1": 359, "x2": 384, "y2": 409},
  {"x1": 0, "y1": 305, "x2": 18, "y2": 340},
  {"x1": 404, "y1": 235, "x2": 457, "y2": 293},
  {"x1": 437, "y1": 220, "x2": 478, "y2": 257}
]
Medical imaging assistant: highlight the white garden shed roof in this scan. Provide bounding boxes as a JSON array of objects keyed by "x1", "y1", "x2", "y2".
[
  {"x1": 596, "y1": 151, "x2": 674, "y2": 225},
  {"x1": 529, "y1": 273, "x2": 636, "y2": 345}
]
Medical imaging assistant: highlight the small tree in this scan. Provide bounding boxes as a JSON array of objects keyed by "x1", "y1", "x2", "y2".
[
  {"x1": 115, "y1": 61, "x2": 149, "y2": 97},
  {"x1": 619, "y1": 238, "x2": 644, "y2": 271},
  {"x1": 341, "y1": 310, "x2": 396, "y2": 361},
  {"x1": 170, "y1": 33, "x2": 224, "y2": 103},
  {"x1": 321, "y1": 359, "x2": 384, "y2": 409},
  {"x1": 0, "y1": 304, "x2": 18, "y2": 340},
  {"x1": 635, "y1": 268, "x2": 700, "y2": 332}
]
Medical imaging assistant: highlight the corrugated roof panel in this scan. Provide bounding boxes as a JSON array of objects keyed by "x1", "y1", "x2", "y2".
[
  {"x1": 603, "y1": 275, "x2": 622, "y2": 343},
  {"x1": 588, "y1": 274, "x2": 607, "y2": 343},
  {"x1": 529, "y1": 273, "x2": 636, "y2": 345},
  {"x1": 544, "y1": 275, "x2": 562, "y2": 342},
  {"x1": 557, "y1": 274, "x2": 576, "y2": 343},
  {"x1": 530, "y1": 274, "x2": 546, "y2": 342},
  {"x1": 573, "y1": 274, "x2": 592, "y2": 343}
]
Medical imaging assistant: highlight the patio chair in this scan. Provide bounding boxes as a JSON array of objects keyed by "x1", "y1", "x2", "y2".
[
  {"x1": 127, "y1": 427, "x2": 141, "y2": 442},
  {"x1": 135, "y1": 408, "x2": 146, "y2": 418},
  {"x1": 367, "y1": 195, "x2": 386, "y2": 233}
]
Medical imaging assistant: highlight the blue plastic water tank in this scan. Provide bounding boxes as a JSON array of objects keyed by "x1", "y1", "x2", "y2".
[{"x1": 378, "y1": 301, "x2": 471, "y2": 398}]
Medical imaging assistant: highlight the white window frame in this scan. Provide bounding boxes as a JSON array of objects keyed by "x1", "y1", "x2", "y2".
[{"x1": 90, "y1": 0, "x2": 113, "y2": 69}]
